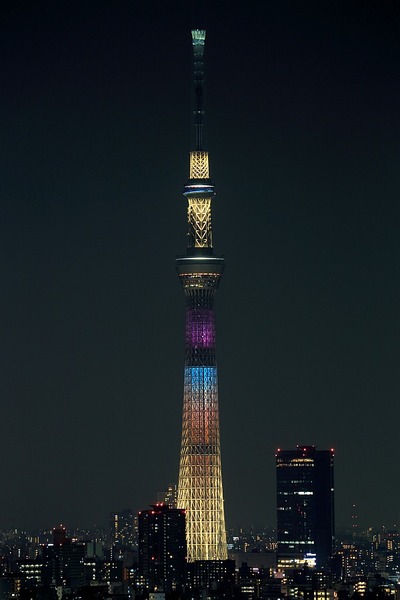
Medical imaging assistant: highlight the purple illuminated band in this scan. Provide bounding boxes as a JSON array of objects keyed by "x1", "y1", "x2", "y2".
[{"x1": 185, "y1": 309, "x2": 215, "y2": 349}]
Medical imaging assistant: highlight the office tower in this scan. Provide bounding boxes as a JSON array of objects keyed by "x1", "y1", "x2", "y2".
[
  {"x1": 157, "y1": 484, "x2": 178, "y2": 508},
  {"x1": 53, "y1": 525, "x2": 67, "y2": 545},
  {"x1": 138, "y1": 504, "x2": 187, "y2": 592},
  {"x1": 176, "y1": 29, "x2": 227, "y2": 562},
  {"x1": 109, "y1": 508, "x2": 135, "y2": 549},
  {"x1": 42, "y1": 531, "x2": 86, "y2": 589},
  {"x1": 276, "y1": 446, "x2": 335, "y2": 571}
]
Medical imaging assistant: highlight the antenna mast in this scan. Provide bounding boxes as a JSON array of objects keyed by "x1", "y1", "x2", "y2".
[{"x1": 192, "y1": 29, "x2": 206, "y2": 151}]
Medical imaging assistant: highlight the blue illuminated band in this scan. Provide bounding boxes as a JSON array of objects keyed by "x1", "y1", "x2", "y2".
[{"x1": 184, "y1": 367, "x2": 217, "y2": 397}]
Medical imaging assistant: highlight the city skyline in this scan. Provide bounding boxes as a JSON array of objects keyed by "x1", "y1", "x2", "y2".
[{"x1": 1, "y1": 1, "x2": 400, "y2": 531}]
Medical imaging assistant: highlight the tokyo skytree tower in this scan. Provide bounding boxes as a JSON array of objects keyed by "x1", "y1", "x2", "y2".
[{"x1": 176, "y1": 30, "x2": 228, "y2": 562}]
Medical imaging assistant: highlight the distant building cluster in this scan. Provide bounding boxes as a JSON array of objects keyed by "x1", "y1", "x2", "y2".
[{"x1": 0, "y1": 449, "x2": 399, "y2": 599}]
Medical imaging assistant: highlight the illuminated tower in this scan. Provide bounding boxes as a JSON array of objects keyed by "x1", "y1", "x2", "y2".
[{"x1": 176, "y1": 30, "x2": 228, "y2": 562}]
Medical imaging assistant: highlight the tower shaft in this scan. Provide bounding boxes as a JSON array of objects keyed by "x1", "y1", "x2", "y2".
[{"x1": 176, "y1": 30, "x2": 227, "y2": 562}]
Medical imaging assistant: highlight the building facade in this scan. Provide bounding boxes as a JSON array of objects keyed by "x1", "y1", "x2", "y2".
[
  {"x1": 138, "y1": 504, "x2": 186, "y2": 592},
  {"x1": 109, "y1": 508, "x2": 135, "y2": 549},
  {"x1": 276, "y1": 446, "x2": 335, "y2": 571}
]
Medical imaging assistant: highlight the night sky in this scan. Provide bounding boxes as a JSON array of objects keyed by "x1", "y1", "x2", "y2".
[{"x1": 1, "y1": 1, "x2": 400, "y2": 531}]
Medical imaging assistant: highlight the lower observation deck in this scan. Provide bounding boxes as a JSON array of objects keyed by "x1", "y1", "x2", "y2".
[
  {"x1": 176, "y1": 255, "x2": 224, "y2": 273},
  {"x1": 176, "y1": 255, "x2": 224, "y2": 291}
]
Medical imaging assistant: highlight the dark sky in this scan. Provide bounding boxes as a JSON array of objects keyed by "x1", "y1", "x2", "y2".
[{"x1": 1, "y1": 0, "x2": 399, "y2": 532}]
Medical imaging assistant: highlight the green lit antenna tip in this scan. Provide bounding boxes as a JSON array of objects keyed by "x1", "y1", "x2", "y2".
[{"x1": 191, "y1": 29, "x2": 206, "y2": 43}]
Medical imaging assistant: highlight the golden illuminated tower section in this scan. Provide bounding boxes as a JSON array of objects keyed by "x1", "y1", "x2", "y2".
[{"x1": 176, "y1": 30, "x2": 227, "y2": 562}]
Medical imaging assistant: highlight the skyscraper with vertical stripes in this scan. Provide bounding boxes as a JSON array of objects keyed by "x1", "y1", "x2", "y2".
[
  {"x1": 176, "y1": 30, "x2": 228, "y2": 562},
  {"x1": 276, "y1": 446, "x2": 335, "y2": 570}
]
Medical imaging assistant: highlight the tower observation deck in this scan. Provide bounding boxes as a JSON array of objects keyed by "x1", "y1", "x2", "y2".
[{"x1": 176, "y1": 30, "x2": 227, "y2": 563}]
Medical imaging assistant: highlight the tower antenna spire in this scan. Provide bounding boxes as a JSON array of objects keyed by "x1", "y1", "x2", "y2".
[
  {"x1": 183, "y1": 29, "x2": 215, "y2": 255},
  {"x1": 191, "y1": 29, "x2": 206, "y2": 151}
]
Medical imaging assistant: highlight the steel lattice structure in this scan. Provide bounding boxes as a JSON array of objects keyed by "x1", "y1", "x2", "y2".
[{"x1": 176, "y1": 30, "x2": 228, "y2": 562}]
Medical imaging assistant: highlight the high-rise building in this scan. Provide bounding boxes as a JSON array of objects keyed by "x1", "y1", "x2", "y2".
[
  {"x1": 276, "y1": 446, "x2": 335, "y2": 571},
  {"x1": 109, "y1": 508, "x2": 135, "y2": 549},
  {"x1": 157, "y1": 484, "x2": 178, "y2": 508},
  {"x1": 176, "y1": 29, "x2": 227, "y2": 562},
  {"x1": 42, "y1": 529, "x2": 86, "y2": 589},
  {"x1": 138, "y1": 504, "x2": 186, "y2": 592}
]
